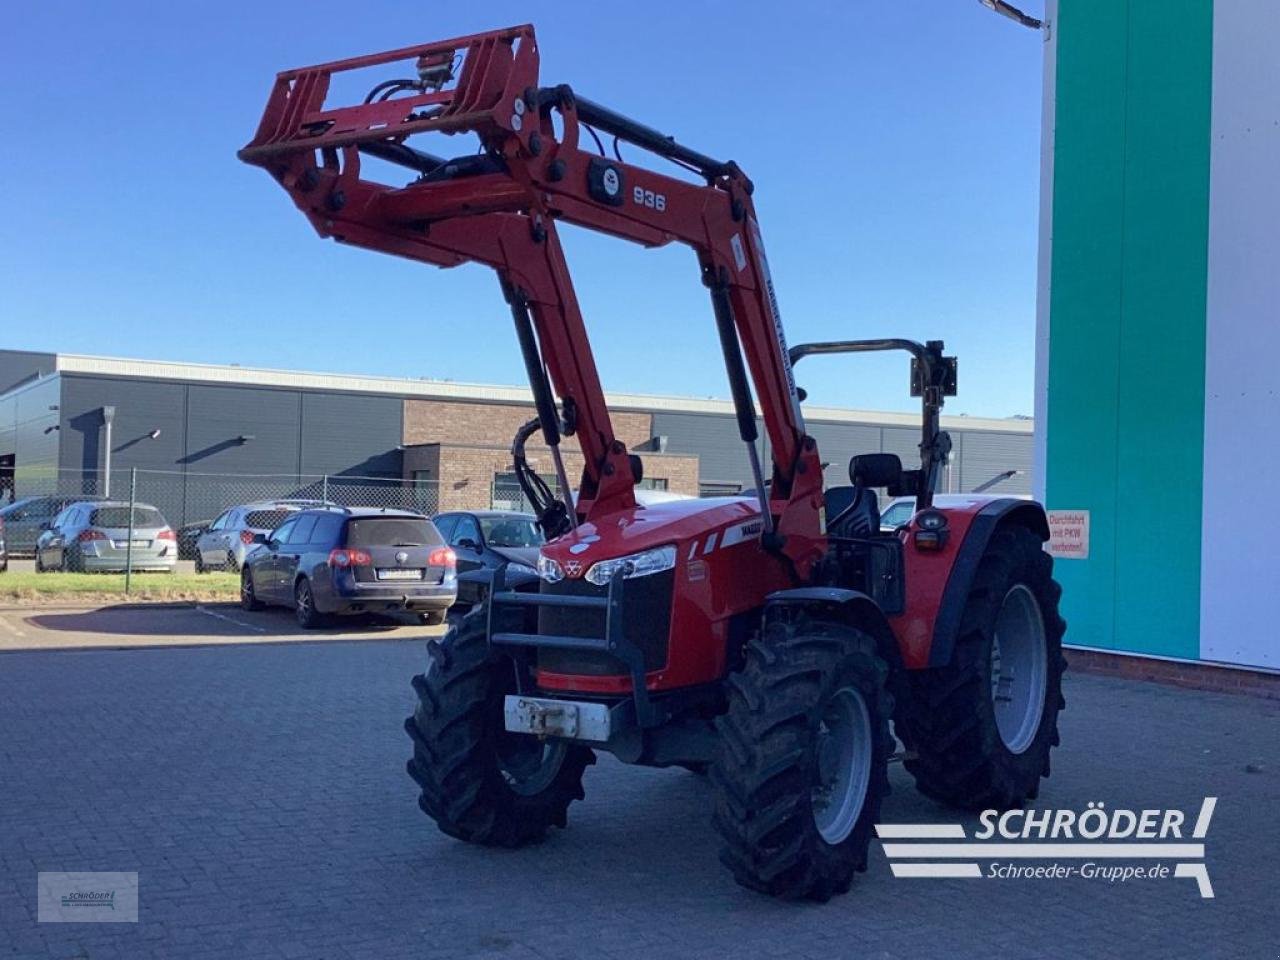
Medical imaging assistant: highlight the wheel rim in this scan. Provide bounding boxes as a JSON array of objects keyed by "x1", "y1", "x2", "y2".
[
  {"x1": 991, "y1": 584, "x2": 1048, "y2": 754},
  {"x1": 496, "y1": 735, "x2": 567, "y2": 797},
  {"x1": 241, "y1": 572, "x2": 253, "y2": 604},
  {"x1": 811, "y1": 685, "x2": 874, "y2": 845},
  {"x1": 296, "y1": 584, "x2": 312, "y2": 619}
]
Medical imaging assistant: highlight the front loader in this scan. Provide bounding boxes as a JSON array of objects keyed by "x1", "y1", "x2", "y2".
[{"x1": 240, "y1": 25, "x2": 1066, "y2": 900}]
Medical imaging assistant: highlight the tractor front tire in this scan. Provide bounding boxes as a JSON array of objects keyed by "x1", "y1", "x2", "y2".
[
  {"x1": 405, "y1": 609, "x2": 595, "y2": 847},
  {"x1": 898, "y1": 523, "x2": 1066, "y2": 810},
  {"x1": 712, "y1": 615, "x2": 893, "y2": 901}
]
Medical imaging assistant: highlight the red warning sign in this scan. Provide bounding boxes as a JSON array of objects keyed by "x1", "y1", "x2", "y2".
[{"x1": 1046, "y1": 510, "x2": 1090, "y2": 559}]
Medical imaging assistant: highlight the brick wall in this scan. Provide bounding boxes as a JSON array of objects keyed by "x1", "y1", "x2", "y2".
[
  {"x1": 412, "y1": 442, "x2": 699, "y2": 512},
  {"x1": 403, "y1": 399, "x2": 655, "y2": 451},
  {"x1": 403, "y1": 399, "x2": 697, "y2": 510}
]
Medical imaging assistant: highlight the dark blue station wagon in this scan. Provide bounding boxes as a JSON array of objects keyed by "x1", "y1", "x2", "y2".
[{"x1": 240, "y1": 507, "x2": 457, "y2": 628}]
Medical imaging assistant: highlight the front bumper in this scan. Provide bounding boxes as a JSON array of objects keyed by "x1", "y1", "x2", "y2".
[
  {"x1": 504, "y1": 694, "x2": 614, "y2": 742},
  {"x1": 483, "y1": 566, "x2": 663, "y2": 729}
]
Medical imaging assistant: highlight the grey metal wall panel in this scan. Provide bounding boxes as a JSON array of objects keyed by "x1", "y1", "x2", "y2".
[
  {"x1": 185, "y1": 384, "x2": 300, "y2": 475},
  {"x1": 0, "y1": 350, "x2": 56, "y2": 394},
  {"x1": 1, "y1": 377, "x2": 61, "y2": 494},
  {"x1": 958, "y1": 431, "x2": 1033, "y2": 495},
  {"x1": 880, "y1": 426, "x2": 924, "y2": 465},
  {"x1": 59, "y1": 375, "x2": 188, "y2": 476},
  {"x1": 803, "y1": 420, "x2": 883, "y2": 487},
  {"x1": 300, "y1": 392, "x2": 402, "y2": 476},
  {"x1": 650, "y1": 410, "x2": 763, "y2": 487}
]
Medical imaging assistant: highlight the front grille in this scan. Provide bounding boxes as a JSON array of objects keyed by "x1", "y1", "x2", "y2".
[{"x1": 536, "y1": 570, "x2": 674, "y2": 677}]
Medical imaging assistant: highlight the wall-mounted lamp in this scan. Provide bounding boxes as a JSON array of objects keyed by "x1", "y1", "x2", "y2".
[
  {"x1": 237, "y1": 434, "x2": 255, "y2": 444},
  {"x1": 43, "y1": 425, "x2": 60, "y2": 435},
  {"x1": 147, "y1": 428, "x2": 162, "y2": 440},
  {"x1": 978, "y1": 0, "x2": 1043, "y2": 29}
]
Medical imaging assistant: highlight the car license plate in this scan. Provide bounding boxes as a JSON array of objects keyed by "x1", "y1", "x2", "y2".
[
  {"x1": 115, "y1": 540, "x2": 150, "y2": 549},
  {"x1": 376, "y1": 568, "x2": 422, "y2": 581},
  {"x1": 504, "y1": 696, "x2": 612, "y2": 742}
]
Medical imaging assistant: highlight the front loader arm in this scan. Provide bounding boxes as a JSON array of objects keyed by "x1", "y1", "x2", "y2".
[{"x1": 240, "y1": 25, "x2": 823, "y2": 573}]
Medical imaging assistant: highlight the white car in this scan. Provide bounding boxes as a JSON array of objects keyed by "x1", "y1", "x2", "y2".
[{"x1": 194, "y1": 499, "x2": 333, "y2": 572}]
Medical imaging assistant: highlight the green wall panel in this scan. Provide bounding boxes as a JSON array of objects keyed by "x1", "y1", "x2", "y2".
[{"x1": 1046, "y1": 0, "x2": 1212, "y2": 657}]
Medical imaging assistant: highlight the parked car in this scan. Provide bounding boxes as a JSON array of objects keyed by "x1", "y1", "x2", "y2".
[
  {"x1": 0, "y1": 496, "x2": 79, "y2": 556},
  {"x1": 34, "y1": 501, "x2": 178, "y2": 573},
  {"x1": 194, "y1": 499, "x2": 333, "y2": 572},
  {"x1": 239, "y1": 507, "x2": 456, "y2": 628},
  {"x1": 0, "y1": 515, "x2": 7, "y2": 573},
  {"x1": 432, "y1": 510, "x2": 543, "y2": 615}
]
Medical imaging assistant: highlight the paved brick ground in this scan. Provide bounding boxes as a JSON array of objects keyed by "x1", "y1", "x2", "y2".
[{"x1": 1, "y1": 640, "x2": 1275, "y2": 959}]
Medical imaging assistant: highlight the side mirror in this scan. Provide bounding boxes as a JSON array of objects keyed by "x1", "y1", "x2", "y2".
[
  {"x1": 252, "y1": 533, "x2": 268, "y2": 545},
  {"x1": 39, "y1": 520, "x2": 53, "y2": 530},
  {"x1": 457, "y1": 537, "x2": 479, "y2": 552}
]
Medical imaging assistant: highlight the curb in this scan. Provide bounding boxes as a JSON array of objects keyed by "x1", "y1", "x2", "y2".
[
  {"x1": 1067, "y1": 645, "x2": 1280, "y2": 700},
  {"x1": 0, "y1": 600, "x2": 219, "y2": 613}
]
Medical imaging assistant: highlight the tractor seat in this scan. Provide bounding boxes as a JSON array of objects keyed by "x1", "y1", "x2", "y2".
[
  {"x1": 825, "y1": 453, "x2": 903, "y2": 538},
  {"x1": 827, "y1": 486, "x2": 880, "y2": 538}
]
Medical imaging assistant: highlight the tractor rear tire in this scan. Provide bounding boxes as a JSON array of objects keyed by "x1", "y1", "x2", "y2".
[
  {"x1": 405, "y1": 609, "x2": 595, "y2": 847},
  {"x1": 897, "y1": 523, "x2": 1066, "y2": 810},
  {"x1": 711, "y1": 614, "x2": 893, "y2": 901}
]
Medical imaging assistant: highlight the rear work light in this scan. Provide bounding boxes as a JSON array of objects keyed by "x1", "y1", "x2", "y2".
[
  {"x1": 157, "y1": 529, "x2": 177, "y2": 541},
  {"x1": 328, "y1": 548, "x2": 373, "y2": 567},
  {"x1": 77, "y1": 529, "x2": 107, "y2": 542},
  {"x1": 428, "y1": 547, "x2": 456, "y2": 569}
]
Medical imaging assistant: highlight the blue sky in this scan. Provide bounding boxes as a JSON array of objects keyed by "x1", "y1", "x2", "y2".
[{"x1": 1, "y1": 2, "x2": 1043, "y2": 417}]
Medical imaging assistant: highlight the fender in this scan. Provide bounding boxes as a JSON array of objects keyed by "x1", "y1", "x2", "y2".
[
  {"x1": 928, "y1": 498, "x2": 1050, "y2": 668},
  {"x1": 766, "y1": 587, "x2": 903, "y2": 671}
]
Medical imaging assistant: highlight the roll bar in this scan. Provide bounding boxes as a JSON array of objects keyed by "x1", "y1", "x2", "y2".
[{"x1": 789, "y1": 338, "x2": 957, "y2": 510}]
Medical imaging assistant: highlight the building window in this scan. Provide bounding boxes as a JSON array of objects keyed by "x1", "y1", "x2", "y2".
[
  {"x1": 699, "y1": 481, "x2": 742, "y2": 497},
  {"x1": 637, "y1": 477, "x2": 668, "y2": 491}
]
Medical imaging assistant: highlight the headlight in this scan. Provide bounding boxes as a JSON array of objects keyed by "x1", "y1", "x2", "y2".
[
  {"x1": 585, "y1": 545, "x2": 676, "y2": 586},
  {"x1": 506, "y1": 562, "x2": 537, "y2": 578},
  {"x1": 537, "y1": 554, "x2": 564, "y2": 583}
]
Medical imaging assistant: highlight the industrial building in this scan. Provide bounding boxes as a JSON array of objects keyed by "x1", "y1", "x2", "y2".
[{"x1": 0, "y1": 347, "x2": 1032, "y2": 525}]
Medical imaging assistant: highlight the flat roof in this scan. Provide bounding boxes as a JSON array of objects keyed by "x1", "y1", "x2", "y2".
[{"x1": 34, "y1": 350, "x2": 1031, "y2": 434}]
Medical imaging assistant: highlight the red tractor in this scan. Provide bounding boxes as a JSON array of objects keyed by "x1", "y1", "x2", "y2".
[{"x1": 240, "y1": 25, "x2": 1066, "y2": 900}]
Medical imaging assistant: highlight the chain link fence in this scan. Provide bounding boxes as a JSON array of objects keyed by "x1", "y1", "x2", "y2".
[{"x1": 1, "y1": 468, "x2": 440, "y2": 559}]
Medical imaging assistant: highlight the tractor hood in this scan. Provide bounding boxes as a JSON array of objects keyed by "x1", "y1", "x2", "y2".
[{"x1": 538, "y1": 496, "x2": 760, "y2": 579}]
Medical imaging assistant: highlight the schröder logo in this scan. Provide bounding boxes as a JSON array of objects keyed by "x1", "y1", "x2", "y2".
[{"x1": 876, "y1": 798, "x2": 1216, "y2": 898}]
